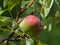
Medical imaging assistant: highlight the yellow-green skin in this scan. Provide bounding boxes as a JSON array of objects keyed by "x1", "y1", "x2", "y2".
[{"x1": 19, "y1": 15, "x2": 43, "y2": 37}]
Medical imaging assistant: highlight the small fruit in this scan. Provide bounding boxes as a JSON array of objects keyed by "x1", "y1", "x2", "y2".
[{"x1": 19, "y1": 15, "x2": 43, "y2": 37}]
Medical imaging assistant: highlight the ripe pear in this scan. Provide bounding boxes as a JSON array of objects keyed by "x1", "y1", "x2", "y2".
[{"x1": 19, "y1": 15, "x2": 43, "y2": 37}]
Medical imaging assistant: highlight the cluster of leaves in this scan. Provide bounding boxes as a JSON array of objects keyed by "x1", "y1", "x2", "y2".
[{"x1": 0, "y1": 0, "x2": 60, "y2": 45}]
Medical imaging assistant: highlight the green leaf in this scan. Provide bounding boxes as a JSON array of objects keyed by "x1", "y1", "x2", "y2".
[
  {"x1": 26, "y1": 38, "x2": 34, "y2": 45},
  {"x1": 20, "y1": 7, "x2": 33, "y2": 17},
  {"x1": 0, "y1": 16, "x2": 10, "y2": 21},
  {"x1": 34, "y1": 1, "x2": 42, "y2": 17},
  {"x1": 8, "y1": 39, "x2": 26, "y2": 45},
  {"x1": 46, "y1": 0, "x2": 59, "y2": 18},
  {"x1": 0, "y1": 10, "x2": 6, "y2": 15},
  {"x1": 7, "y1": 0, "x2": 18, "y2": 10},
  {"x1": 1, "y1": 10, "x2": 13, "y2": 19},
  {"x1": 44, "y1": 0, "x2": 54, "y2": 17},
  {"x1": 0, "y1": 29, "x2": 12, "y2": 39},
  {"x1": 11, "y1": 4, "x2": 19, "y2": 19}
]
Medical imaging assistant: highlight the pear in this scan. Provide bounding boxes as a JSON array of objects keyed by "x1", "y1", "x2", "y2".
[{"x1": 19, "y1": 15, "x2": 43, "y2": 37}]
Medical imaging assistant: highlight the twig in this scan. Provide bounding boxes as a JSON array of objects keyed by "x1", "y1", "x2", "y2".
[
  {"x1": 0, "y1": 39, "x2": 5, "y2": 44},
  {"x1": 0, "y1": 34, "x2": 28, "y2": 44},
  {"x1": 7, "y1": 21, "x2": 19, "y2": 40},
  {"x1": 16, "y1": 0, "x2": 22, "y2": 21},
  {"x1": 0, "y1": 0, "x2": 34, "y2": 44},
  {"x1": 16, "y1": 0, "x2": 34, "y2": 21}
]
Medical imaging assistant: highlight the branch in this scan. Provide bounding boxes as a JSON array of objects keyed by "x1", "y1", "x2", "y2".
[
  {"x1": 7, "y1": 21, "x2": 19, "y2": 40},
  {"x1": 16, "y1": 0, "x2": 34, "y2": 21},
  {"x1": 0, "y1": 34, "x2": 28, "y2": 44},
  {"x1": 0, "y1": 0, "x2": 34, "y2": 44},
  {"x1": 0, "y1": 39, "x2": 5, "y2": 44}
]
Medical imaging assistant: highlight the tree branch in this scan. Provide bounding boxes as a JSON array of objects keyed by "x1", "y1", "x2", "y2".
[
  {"x1": 0, "y1": 34, "x2": 28, "y2": 44},
  {"x1": 16, "y1": 0, "x2": 34, "y2": 21},
  {"x1": 0, "y1": 0, "x2": 34, "y2": 44}
]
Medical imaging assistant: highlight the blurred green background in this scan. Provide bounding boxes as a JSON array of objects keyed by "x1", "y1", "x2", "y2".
[{"x1": 0, "y1": 0, "x2": 60, "y2": 45}]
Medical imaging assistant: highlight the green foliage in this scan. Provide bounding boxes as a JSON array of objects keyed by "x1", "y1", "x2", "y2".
[{"x1": 0, "y1": 0, "x2": 60, "y2": 45}]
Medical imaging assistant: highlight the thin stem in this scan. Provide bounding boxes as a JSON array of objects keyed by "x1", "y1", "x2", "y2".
[
  {"x1": 16, "y1": 0, "x2": 22, "y2": 21},
  {"x1": 16, "y1": 0, "x2": 34, "y2": 21}
]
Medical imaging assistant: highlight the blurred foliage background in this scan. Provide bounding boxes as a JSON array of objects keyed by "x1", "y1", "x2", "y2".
[{"x1": 0, "y1": 0, "x2": 60, "y2": 45}]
